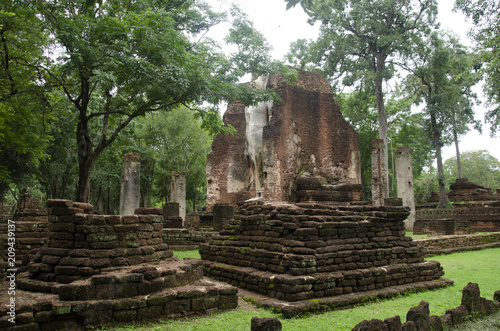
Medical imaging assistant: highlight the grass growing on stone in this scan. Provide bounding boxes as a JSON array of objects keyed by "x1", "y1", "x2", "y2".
[
  {"x1": 108, "y1": 248, "x2": 500, "y2": 331},
  {"x1": 406, "y1": 231, "x2": 429, "y2": 239},
  {"x1": 172, "y1": 249, "x2": 201, "y2": 260}
]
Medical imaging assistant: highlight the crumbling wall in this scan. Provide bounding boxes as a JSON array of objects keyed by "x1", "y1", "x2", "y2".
[{"x1": 206, "y1": 69, "x2": 361, "y2": 208}]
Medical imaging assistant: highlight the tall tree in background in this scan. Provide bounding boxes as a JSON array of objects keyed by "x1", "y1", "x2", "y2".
[
  {"x1": 338, "y1": 86, "x2": 433, "y2": 200},
  {"x1": 33, "y1": 0, "x2": 285, "y2": 202},
  {"x1": 0, "y1": 2, "x2": 51, "y2": 201},
  {"x1": 284, "y1": 0, "x2": 438, "y2": 196},
  {"x1": 455, "y1": 0, "x2": 500, "y2": 135},
  {"x1": 405, "y1": 32, "x2": 481, "y2": 208}
]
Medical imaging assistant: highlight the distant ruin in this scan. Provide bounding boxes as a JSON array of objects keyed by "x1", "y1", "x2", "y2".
[
  {"x1": 415, "y1": 178, "x2": 500, "y2": 235},
  {"x1": 207, "y1": 69, "x2": 362, "y2": 209}
]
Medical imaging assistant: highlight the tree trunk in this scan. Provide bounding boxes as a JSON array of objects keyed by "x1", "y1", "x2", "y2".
[
  {"x1": 374, "y1": 76, "x2": 390, "y2": 197},
  {"x1": 431, "y1": 111, "x2": 449, "y2": 209},
  {"x1": 75, "y1": 118, "x2": 94, "y2": 203},
  {"x1": 453, "y1": 128, "x2": 464, "y2": 178}
]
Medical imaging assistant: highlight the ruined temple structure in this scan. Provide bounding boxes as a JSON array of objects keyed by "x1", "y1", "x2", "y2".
[
  {"x1": 200, "y1": 69, "x2": 452, "y2": 317},
  {"x1": 0, "y1": 190, "x2": 49, "y2": 275},
  {"x1": 2, "y1": 200, "x2": 237, "y2": 330},
  {"x1": 207, "y1": 69, "x2": 363, "y2": 209},
  {"x1": 415, "y1": 178, "x2": 500, "y2": 235}
]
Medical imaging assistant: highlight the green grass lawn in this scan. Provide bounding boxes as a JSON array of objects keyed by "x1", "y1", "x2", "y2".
[{"x1": 109, "y1": 248, "x2": 500, "y2": 331}]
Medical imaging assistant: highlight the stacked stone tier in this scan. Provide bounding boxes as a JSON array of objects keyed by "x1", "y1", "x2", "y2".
[
  {"x1": 201, "y1": 203, "x2": 426, "y2": 275},
  {"x1": 28, "y1": 199, "x2": 172, "y2": 284},
  {"x1": 200, "y1": 202, "x2": 446, "y2": 301}
]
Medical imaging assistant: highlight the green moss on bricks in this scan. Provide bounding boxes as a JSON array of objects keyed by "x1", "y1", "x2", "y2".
[{"x1": 52, "y1": 305, "x2": 72, "y2": 315}]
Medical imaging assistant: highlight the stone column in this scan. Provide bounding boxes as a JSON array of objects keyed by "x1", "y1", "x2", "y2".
[
  {"x1": 170, "y1": 171, "x2": 186, "y2": 224},
  {"x1": 396, "y1": 146, "x2": 416, "y2": 231},
  {"x1": 371, "y1": 139, "x2": 389, "y2": 207},
  {"x1": 119, "y1": 153, "x2": 141, "y2": 215}
]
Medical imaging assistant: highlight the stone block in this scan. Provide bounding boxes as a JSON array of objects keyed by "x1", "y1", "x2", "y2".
[
  {"x1": 430, "y1": 315, "x2": 442, "y2": 331},
  {"x1": 218, "y1": 295, "x2": 238, "y2": 310},
  {"x1": 137, "y1": 305, "x2": 163, "y2": 321},
  {"x1": 251, "y1": 317, "x2": 282, "y2": 331},
  {"x1": 401, "y1": 321, "x2": 416, "y2": 331},
  {"x1": 138, "y1": 279, "x2": 164, "y2": 295},
  {"x1": 352, "y1": 319, "x2": 388, "y2": 331},
  {"x1": 113, "y1": 298, "x2": 147, "y2": 310},
  {"x1": 113, "y1": 309, "x2": 137, "y2": 323},
  {"x1": 461, "y1": 282, "x2": 481, "y2": 313},
  {"x1": 494, "y1": 290, "x2": 500, "y2": 302},
  {"x1": 406, "y1": 301, "x2": 430, "y2": 331},
  {"x1": 445, "y1": 305, "x2": 468, "y2": 326},
  {"x1": 383, "y1": 315, "x2": 402, "y2": 331},
  {"x1": 46, "y1": 199, "x2": 73, "y2": 208},
  {"x1": 34, "y1": 311, "x2": 53, "y2": 323}
]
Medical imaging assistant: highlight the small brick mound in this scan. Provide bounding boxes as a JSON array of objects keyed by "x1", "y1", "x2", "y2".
[
  {"x1": 352, "y1": 282, "x2": 500, "y2": 331},
  {"x1": 0, "y1": 200, "x2": 239, "y2": 330}
]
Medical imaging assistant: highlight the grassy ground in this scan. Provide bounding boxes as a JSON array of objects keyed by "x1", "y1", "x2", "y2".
[{"x1": 108, "y1": 248, "x2": 500, "y2": 331}]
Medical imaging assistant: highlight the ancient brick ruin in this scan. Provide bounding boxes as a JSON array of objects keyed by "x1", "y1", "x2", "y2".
[
  {"x1": 415, "y1": 178, "x2": 500, "y2": 235},
  {"x1": 200, "y1": 69, "x2": 452, "y2": 317},
  {"x1": 1, "y1": 200, "x2": 237, "y2": 330},
  {"x1": 200, "y1": 202, "x2": 451, "y2": 316},
  {"x1": 207, "y1": 69, "x2": 362, "y2": 209},
  {"x1": 0, "y1": 191, "x2": 49, "y2": 275}
]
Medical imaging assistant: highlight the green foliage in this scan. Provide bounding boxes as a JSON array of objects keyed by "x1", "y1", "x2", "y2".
[
  {"x1": 35, "y1": 98, "x2": 78, "y2": 200},
  {"x1": 0, "y1": 1, "x2": 52, "y2": 196},
  {"x1": 23, "y1": 0, "x2": 290, "y2": 201},
  {"x1": 444, "y1": 150, "x2": 500, "y2": 193},
  {"x1": 404, "y1": 31, "x2": 482, "y2": 207},
  {"x1": 414, "y1": 165, "x2": 440, "y2": 202},
  {"x1": 337, "y1": 87, "x2": 433, "y2": 200},
  {"x1": 455, "y1": 0, "x2": 500, "y2": 135},
  {"x1": 133, "y1": 107, "x2": 213, "y2": 211},
  {"x1": 285, "y1": 0, "x2": 438, "y2": 89}
]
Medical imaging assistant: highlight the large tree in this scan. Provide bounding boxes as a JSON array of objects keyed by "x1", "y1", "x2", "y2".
[
  {"x1": 33, "y1": 0, "x2": 284, "y2": 202},
  {"x1": 405, "y1": 32, "x2": 481, "y2": 208},
  {"x1": 284, "y1": 0, "x2": 438, "y2": 197},
  {"x1": 0, "y1": 2, "x2": 52, "y2": 200},
  {"x1": 455, "y1": 0, "x2": 500, "y2": 134},
  {"x1": 337, "y1": 86, "x2": 433, "y2": 200}
]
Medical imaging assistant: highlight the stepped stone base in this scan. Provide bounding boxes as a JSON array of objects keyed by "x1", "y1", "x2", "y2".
[
  {"x1": 201, "y1": 202, "x2": 451, "y2": 312},
  {"x1": 1, "y1": 272, "x2": 237, "y2": 330},
  {"x1": 0, "y1": 200, "x2": 239, "y2": 331},
  {"x1": 202, "y1": 260, "x2": 446, "y2": 302},
  {"x1": 237, "y1": 278, "x2": 453, "y2": 318}
]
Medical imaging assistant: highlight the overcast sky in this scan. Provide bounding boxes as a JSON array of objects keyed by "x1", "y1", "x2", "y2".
[{"x1": 204, "y1": 0, "x2": 500, "y2": 162}]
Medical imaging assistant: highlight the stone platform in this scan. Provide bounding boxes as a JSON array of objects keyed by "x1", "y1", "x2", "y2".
[
  {"x1": 1, "y1": 200, "x2": 238, "y2": 330},
  {"x1": 200, "y1": 202, "x2": 452, "y2": 315},
  {"x1": 237, "y1": 278, "x2": 452, "y2": 318}
]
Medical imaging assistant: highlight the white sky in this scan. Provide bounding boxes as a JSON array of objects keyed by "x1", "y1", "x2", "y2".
[{"x1": 204, "y1": 0, "x2": 500, "y2": 163}]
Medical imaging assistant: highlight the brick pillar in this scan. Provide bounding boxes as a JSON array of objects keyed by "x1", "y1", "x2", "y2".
[
  {"x1": 170, "y1": 172, "x2": 186, "y2": 224},
  {"x1": 396, "y1": 146, "x2": 416, "y2": 231},
  {"x1": 163, "y1": 202, "x2": 180, "y2": 218},
  {"x1": 371, "y1": 139, "x2": 388, "y2": 207},
  {"x1": 213, "y1": 204, "x2": 234, "y2": 231},
  {"x1": 119, "y1": 153, "x2": 141, "y2": 215}
]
